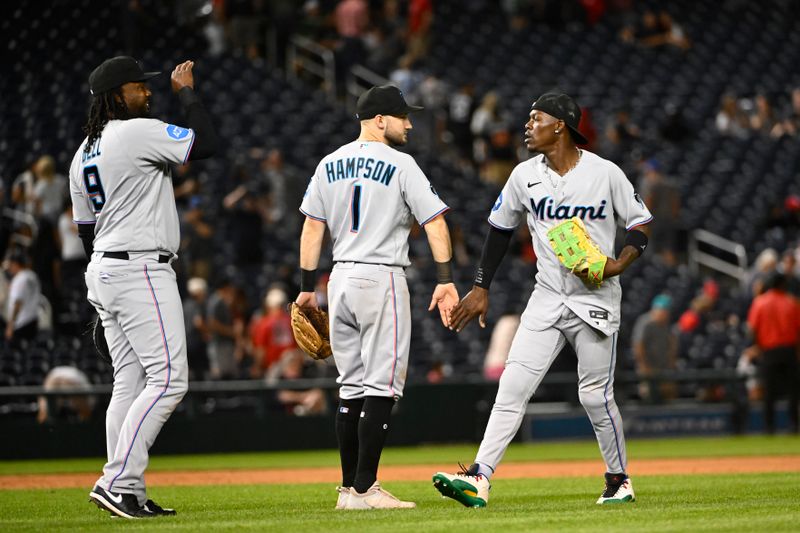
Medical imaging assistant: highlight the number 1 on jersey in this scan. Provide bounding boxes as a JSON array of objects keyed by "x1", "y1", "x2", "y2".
[
  {"x1": 350, "y1": 183, "x2": 362, "y2": 233},
  {"x1": 83, "y1": 165, "x2": 107, "y2": 213}
]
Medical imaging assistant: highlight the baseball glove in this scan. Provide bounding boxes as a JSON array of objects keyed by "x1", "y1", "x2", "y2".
[
  {"x1": 290, "y1": 303, "x2": 332, "y2": 360},
  {"x1": 547, "y1": 217, "x2": 607, "y2": 287},
  {"x1": 91, "y1": 314, "x2": 112, "y2": 366}
]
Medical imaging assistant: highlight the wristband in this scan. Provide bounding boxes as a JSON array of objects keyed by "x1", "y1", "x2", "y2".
[
  {"x1": 300, "y1": 268, "x2": 317, "y2": 292},
  {"x1": 435, "y1": 260, "x2": 454, "y2": 284},
  {"x1": 625, "y1": 229, "x2": 648, "y2": 256}
]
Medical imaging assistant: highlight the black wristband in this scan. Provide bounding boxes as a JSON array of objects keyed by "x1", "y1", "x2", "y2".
[
  {"x1": 177, "y1": 86, "x2": 201, "y2": 108},
  {"x1": 624, "y1": 229, "x2": 648, "y2": 256},
  {"x1": 300, "y1": 268, "x2": 317, "y2": 292},
  {"x1": 435, "y1": 260, "x2": 454, "y2": 284}
]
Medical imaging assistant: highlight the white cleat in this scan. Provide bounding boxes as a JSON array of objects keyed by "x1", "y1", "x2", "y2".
[
  {"x1": 596, "y1": 475, "x2": 635, "y2": 504},
  {"x1": 344, "y1": 481, "x2": 416, "y2": 510},
  {"x1": 335, "y1": 486, "x2": 350, "y2": 510}
]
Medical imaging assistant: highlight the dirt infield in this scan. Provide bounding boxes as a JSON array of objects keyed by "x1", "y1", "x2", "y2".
[{"x1": 3, "y1": 455, "x2": 799, "y2": 490}]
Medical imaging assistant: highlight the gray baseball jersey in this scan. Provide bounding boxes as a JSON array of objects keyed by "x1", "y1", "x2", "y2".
[
  {"x1": 474, "y1": 149, "x2": 651, "y2": 477},
  {"x1": 69, "y1": 119, "x2": 194, "y2": 253},
  {"x1": 300, "y1": 140, "x2": 448, "y2": 266},
  {"x1": 301, "y1": 140, "x2": 448, "y2": 399},
  {"x1": 488, "y1": 150, "x2": 652, "y2": 335},
  {"x1": 69, "y1": 118, "x2": 193, "y2": 506}
]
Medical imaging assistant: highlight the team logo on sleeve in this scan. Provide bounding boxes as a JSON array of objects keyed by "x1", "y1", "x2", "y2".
[
  {"x1": 430, "y1": 185, "x2": 439, "y2": 196},
  {"x1": 634, "y1": 192, "x2": 644, "y2": 206},
  {"x1": 166, "y1": 125, "x2": 190, "y2": 140},
  {"x1": 492, "y1": 192, "x2": 503, "y2": 211}
]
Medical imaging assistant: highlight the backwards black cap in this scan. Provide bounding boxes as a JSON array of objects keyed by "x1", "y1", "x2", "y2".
[
  {"x1": 88, "y1": 56, "x2": 160, "y2": 96},
  {"x1": 531, "y1": 92, "x2": 588, "y2": 145},
  {"x1": 356, "y1": 85, "x2": 423, "y2": 120}
]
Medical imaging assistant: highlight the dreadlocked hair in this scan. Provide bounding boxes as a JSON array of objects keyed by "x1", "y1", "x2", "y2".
[{"x1": 83, "y1": 88, "x2": 131, "y2": 153}]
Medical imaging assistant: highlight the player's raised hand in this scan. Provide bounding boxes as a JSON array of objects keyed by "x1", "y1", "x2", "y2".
[
  {"x1": 428, "y1": 282, "x2": 459, "y2": 327},
  {"x1": 171, "y1": 60, "x2": 195, "y2": 92},
  {"x1": 448, "y1": 286, "x2": 489, "y2": 332},
  {"x1": 295, "y1": 291, "x2": 318, "y2": 309}
]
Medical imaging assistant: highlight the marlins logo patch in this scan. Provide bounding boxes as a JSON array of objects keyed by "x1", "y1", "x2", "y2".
[
  {"x1": 634, "y1": 192, "x2": 644, "y2": 207},
  {"x1": 492, "y1": 192, "x2": 503, "y2": 211},
  {"x1": 166, "y1": 124, "x2": 190, "y2": 140}
]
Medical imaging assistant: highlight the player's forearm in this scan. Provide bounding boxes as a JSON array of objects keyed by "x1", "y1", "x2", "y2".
[
  {"x1": 423, "y1": 216, "x2": 453, "y2": 263},
  {"x1": 299, "y1": 217, "x2": 326, "y2": 291},
  {"x1": 178, "y1": 87, "x2": 219, "y2": 161},
  {"x1": 606, "y1": 224, "x2": 650, "y2": 278}
]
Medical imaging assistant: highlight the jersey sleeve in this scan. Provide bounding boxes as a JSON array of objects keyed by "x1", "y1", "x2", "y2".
[
  {"x1": 487, "y1": 166, "x2": 526, "y2": 230},
  {"x1": 609, "y1": 163, "x2": 653, "y2": 230},
  {"x1": 299, "y1": 163, "x2": 327, "y2": 221},
  {"x1": 68, "y1": 157, "x2": 97, "y2": 224},
  {"x1": 125, "y1": 119, "x2": 196, "y2": 166},
  {"x1": 399, "y1": 157, "x2": 449, "y2": 225}
]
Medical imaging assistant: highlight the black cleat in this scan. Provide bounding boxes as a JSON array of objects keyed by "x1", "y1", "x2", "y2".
[
  {"x1": 89, "y1": 485, "x2": 142, "y2": 519},
  {"x1": 140, "y1": 499, "x2": 177, "y2": 516}
]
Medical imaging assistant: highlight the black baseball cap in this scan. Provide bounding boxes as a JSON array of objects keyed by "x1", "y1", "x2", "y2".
[
  {"x1": 88, "y1": 56, "x2": 160, "y2": 95},
  {"x1": 531, "y1": 92, "x2": 588, "y2": 145},
  {"x1": 356, "y1": 85, "x2": 423, "y2": 120}
]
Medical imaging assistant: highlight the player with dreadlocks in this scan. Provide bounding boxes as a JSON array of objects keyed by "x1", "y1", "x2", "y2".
[{"x1": 68, "y1": 56, "x2": 218, "y2": 519}]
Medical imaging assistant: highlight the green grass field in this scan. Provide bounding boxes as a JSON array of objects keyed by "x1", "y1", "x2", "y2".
[{"x1": 1, "y1": 435, "x2": 799, "y2": 532}]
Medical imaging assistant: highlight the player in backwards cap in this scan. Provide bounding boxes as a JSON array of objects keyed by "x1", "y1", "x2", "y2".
[
  {"x1": 297, "y1": 85, "x2": 458, "y2": 509},
  {"x1": 69, "y1": 56, "x2": 218, "y2": 518},
  {"x1": 433, "y1": 92, "x2": 652, "y2": 506}
]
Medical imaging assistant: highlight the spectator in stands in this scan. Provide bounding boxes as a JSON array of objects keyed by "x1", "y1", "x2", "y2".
[
  {"x1": 632, "y1": 294, "x2": 678, "y2": 403},
  {"x1": 226, "y1": 0, "x2": 268, "y2": 60},
  {"x1": 577, "y1": 106, "x2": 598, "y2": 152},
  {"x1": 747, "y1": 248, "x2": 779, "y2": 297},
  {"x1": 3, "y1": 249, "x2": 41, "y2": 344},
  {"x1": 483, "y1": 313, "x2": 520, "y2": 381},
  {"x1": 55, "y1": 204, "x2": 88, "y2": 292},
  {"x1": 206, "y1": 278, "x2": 240, "y2": 379},
  {"x1": 639, "y1": 158, "x2": 681, "y2": 265},
  {"x1": 265, "y1": 348, "x2": 328, "y2": 416},
  {"x1": 748, "y1": 93, "x2": 778, "y2": 135},
  {"x1": 11, "y1": 161, "x2": 37, "y2": 217},
  {"x1": 334, "y1": 0, "x2": 369, "y2": 87},
  {"x1": 36, "y1": 366, "x2": 95, "y2": 424},
  {"x1": 30, "y1": 155, "x2": 67, "y2": 225},
  {"x1": 659, "y1": 101, "x2": 691, "y2": 143},
  {"x1": 172, "y1": 162, "x2": 201, "y2": 210},
  {"x1": 249, "y1": 287, "x2": 297, "y2": 378},
  {"x1": 406, "y1": 0, "x2": 433, "y2": 59},
  {"x1": 715, "y1": 93, "x2": 750, "y2": 138},
  {"x1": 771, "y1": 87, "x2": 800, "y2": 138},
  {"x1": 223, "y1": 165, "x2": 266, "y2": 265},
  {"x1": 446, "y1": 82, "x2": 477, "y2": 163},
  {"x1": 778, "y1": 247, "x2": 800, "y2": 296},
  {"x1": 255, "y1": 148, "x2": 302, "y2": 227},
  {"x1": 746, "y1": 272, "x2": 800, "y2": 433},
  {"x1": 184, "y1": 277, "x2": 210, "y2": 381},
  {"x1": 621, "y1": 9, "x2": 690, "y2": 51},
  {"x1": 604, "y1": 108, "x2": 641, "y2": 161},
  {"x1": 181, "y1": 195, "x2": 214, "y2": 280},
  {"x1": 315, "y1": 272, "x2": 330, "y2": 311},
  {"x1": 389, "y1": 54, "x2": 424, "y2": 102}
]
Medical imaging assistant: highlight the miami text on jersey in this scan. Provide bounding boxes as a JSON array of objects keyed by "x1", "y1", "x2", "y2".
[
  {"x1": 531, "y1": 196, "x2": 608, "y2": 220},
  {"x1": 325, "y1": 157, "x2": 396, "y2": 186}
]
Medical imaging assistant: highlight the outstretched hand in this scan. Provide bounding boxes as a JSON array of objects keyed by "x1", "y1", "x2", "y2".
[
  {"x1": 448, "y1": 286, "x2": 489, "y2": 332},
  {"x1": 428, "y1": 283, "x2": 459, "y2": 327},
  {"x1": 171, "y1": 60, "x2": 195, "y2": 92}
]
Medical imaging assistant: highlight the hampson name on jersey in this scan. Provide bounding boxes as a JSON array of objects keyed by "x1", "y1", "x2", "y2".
[
  {"x1": 325, "y1": 157, "x2": 396, "y2": 186},
  {"x1": 531, "y1": 196, "x2": 608, "y2": 220}
]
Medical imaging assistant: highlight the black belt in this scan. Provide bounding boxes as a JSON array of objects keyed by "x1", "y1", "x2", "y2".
[{"x1": 103, "y1": 251, "x2": 171, "y2": 263}]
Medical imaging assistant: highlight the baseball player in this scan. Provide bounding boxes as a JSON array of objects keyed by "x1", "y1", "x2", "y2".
[
  {"x1": 296, "y1": 85, "x2": 459, "y2": 510},
  {"x1": 69, "y1": 56, "x2": 218, "y2": 518},
  {"x1": 433, "y1": 93, "x2": 652, "y2": 507}
]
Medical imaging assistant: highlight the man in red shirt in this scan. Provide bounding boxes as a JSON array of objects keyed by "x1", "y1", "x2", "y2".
[
  {"x1": 747, "y1": 273, "x2": 800, "y2": 433},
  {"x1": 250, "y1": 288, "x2": 297, "y2": 378}
]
